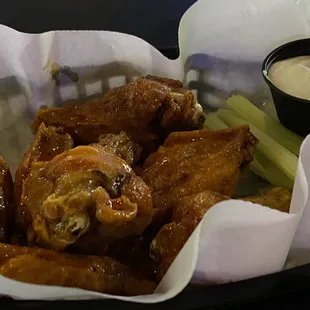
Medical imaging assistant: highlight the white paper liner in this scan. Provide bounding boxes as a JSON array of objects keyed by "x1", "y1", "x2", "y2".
[{"x1": 0, "y1": 0, "x2": 309, "y2": 303}]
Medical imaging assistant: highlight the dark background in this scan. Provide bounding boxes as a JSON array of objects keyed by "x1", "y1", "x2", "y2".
[
  {"x1": 1, "y1": 0, "x2": 310, "y2": 309},
  {"x1": 0, "y1": 0, "x2": 196, "y2": 56}
]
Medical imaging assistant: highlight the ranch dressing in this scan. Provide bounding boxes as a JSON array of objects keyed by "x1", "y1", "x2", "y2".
[{"x1": 268, "y1": 56, "x2": 310, "y2": 100}]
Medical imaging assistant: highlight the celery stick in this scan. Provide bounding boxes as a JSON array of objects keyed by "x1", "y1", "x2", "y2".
[
  {"x1": 204, "y1": 113, "x2": 229, "y2": 130},
  {"x1": 250, "y1": 157, "x2": 265, "y2": 179},
  {"x1": 226, "y1": 95, "x2": 303, "y2": 156},
  {"x1": 217, "y1": 109, "x2": 297, "y2": 181},
  {"x1": 251, "y1": 151, "x2": 294, "y2": 190},
  {"x1": 204, "y1": 112, "x2": 293, "y2": 187}
]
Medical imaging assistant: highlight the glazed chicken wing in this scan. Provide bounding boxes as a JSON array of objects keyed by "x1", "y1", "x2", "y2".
[
  {"x1": 151, "y1": 187, "x2": 291, "y2": 280},
  {"x1": 141, "y1": 126, "x2": 257, "y2": 225},
  {"x1": 0, "y1": 243, "x2": 156, "y2": 296},
  {"x1": 96, "y1": 131, "x2": 142, "y2": 166},
  {"x1": 151, "y1": 191, "x2": 229, "y2": 280},
  {"x1": 14, "y1": 123, "x2": 73, "y2": 238},
  {"x1": 20, "y1": 143, "x2": 153, "y2": 251},
  {"x1": 242, "y1": 187, "x2": 291, "y2": 213},
  {"x1": 32, "y1": 76, "x2": 204, "y2": 157},
  {"x1": 0, "y1": 156, "x2": 14, "y2": 243}
]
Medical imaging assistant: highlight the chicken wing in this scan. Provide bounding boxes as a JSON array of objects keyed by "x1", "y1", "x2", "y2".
[
  {"x1": 0, "y1": 243, "x2": 156, "y2": 296},
  {"x1": 150, "y1": 191, "x2": 229, "y2": 280},
  {"x1": 242, "y1": 187, "x2": 291, "y2": 213},
  {"x1": 0, "y1": 156, "x2": 14, "y2": 243},
  {"x1": 96, "y1": 131, "x2": 142, "y2": 166},
  {"x1": 14, "y1": 123, "x2": 73, "y2": 238},
  {"x1": 141, "y1": 126, "x2": 257, "y2": 225},
  {"x1": 21, "y1": 143, "x2": 153, "y2": 251},
  {"x1": 32, "y1": 76, "x2": 204, "y2": 157},
  {"x1": 151, "y1": 186, "x2": 290, "y2": 280}
]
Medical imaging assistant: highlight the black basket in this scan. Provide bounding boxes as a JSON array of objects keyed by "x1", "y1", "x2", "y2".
[{"x1": 0, "y1": 2, "x2": 310, "y2": 308}]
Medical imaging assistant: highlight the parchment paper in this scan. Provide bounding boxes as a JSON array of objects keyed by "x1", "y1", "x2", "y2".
[{"x1": 0, "y1": 0, "x2": 310, "y2": 303}]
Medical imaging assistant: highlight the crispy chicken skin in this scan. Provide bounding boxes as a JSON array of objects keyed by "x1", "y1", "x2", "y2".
[
  {"x1": 32, "y1": 76, "x2": 204, "y2": 155},
  {"x1": 0, "y1": 243, "x2": 156, "y2": 296},
  {"x1": 151, "y1": 187, "x2": 291, "y2": 280},
  {"x1": 21, "y1": 143, "x2": 153, "y2": 251},
  {"x1": 14, "y1": 123, "x2": 73, "y2": 236},
  {"x1": 141, "y1": 126, "x2": 257, "y2": 225},
  {"x1": 151, "y1": 191, "x2": 229, "y2": 280},
  {"x1": 0, "y1": 156, "x2": 14, "y2": 243},
  {"x1": 171, "y1": 191, "x2": 230, "y2": 224},
  {"x1": 96, "y1": 131, "x2": 142, "y2": 166},
  {"x1": 242, "y1": 187, "x2": 292, "y2": 213}
]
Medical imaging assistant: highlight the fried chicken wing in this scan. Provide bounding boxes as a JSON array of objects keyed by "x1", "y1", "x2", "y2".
[
  {"x1": 32, "y1": 76, "x2": 204, "y2": 157},
  {"x1": 141, "y1": 126, "x2": 257, "y2": 225},
  {"x1": 96, "y1": 131, "x2": 142, "y2": 166},
  {"x1": 150, "y1": 191, "x2": 229, "y2": 280},
  {"x1": 242, "y1": 187, "x2": 291, "y2": 213},
  {"x1": 21, "y1": 143, "x2": 153, "y2": 251},
  {"x1": 0, "y1": 243, "x2": 156, "y2": 296},
  {"x1": 171, "y1": 191, "x2": 230, "y2": 224},
  {"x1": 0, "y1": 156, "x2": 14, "y2": 243},
  {"x1": 14, "y1": 123, "x2": 73, "y2": 237},
  {"x1": 151, "y1": 186, "x2": 290, "y2": 280}
]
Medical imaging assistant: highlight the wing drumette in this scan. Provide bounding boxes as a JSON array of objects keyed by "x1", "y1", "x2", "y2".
[{"x1": 20, "y1": 143, "x2": 153, "y2": 251}]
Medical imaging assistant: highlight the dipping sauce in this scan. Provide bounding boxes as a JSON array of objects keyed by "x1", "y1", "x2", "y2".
[{"x1": 268, "y1": 56, "x2": 310, "y2": 100}]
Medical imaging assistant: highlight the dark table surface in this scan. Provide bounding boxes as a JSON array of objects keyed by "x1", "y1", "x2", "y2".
[{"x1": 0, "y1": 1, "x2": 310, "y2": 309}]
